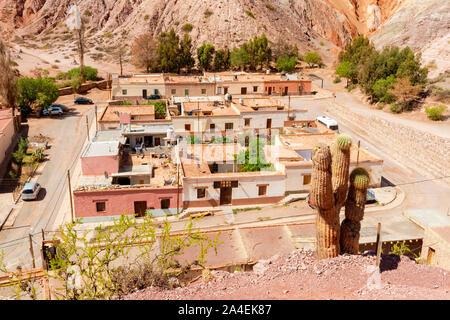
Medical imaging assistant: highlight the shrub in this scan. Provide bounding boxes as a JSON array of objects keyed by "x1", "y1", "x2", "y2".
[
  {"x1": 265, "y1": 2, "x2": 275, "y2": 10},
  {"x1": 320, "y1": 41, "x2": 324, "y2": 46},
  {"x1": 390, "y1": 103, "x2": 402, "y2": 114},
  {"x1": 376, "y1": 102, "x2": 385, "y2": 110},
  {"x1": 333, "y1": 77, "x2": 341, "y2": 83},
  {"x1": 347, "y1": 84, "x2": 357, "y2": 91},
  {"x1": 245, "y1": 10, "x2": 255, "y2": 19},
  {"x1": 143, "y1": 14, "x2": 149, "y2": 21},
  {"x1": 425, "y1": 105, "x2": 447, "y2": 121},
  {"x1": 181, "y1": 23, "x2": 193, "y2": 33},
  {"x1": 204, "y1": 9, "x2": 213, "y2": 18}
]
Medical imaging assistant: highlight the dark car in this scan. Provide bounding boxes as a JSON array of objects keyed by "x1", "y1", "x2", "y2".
[
  {"x1": 74, "y1": 97, "x2": 93, "y2": 104},
  {"x1": 145, "y1": 94, "x2": 161, "y2": 100},
  {"x1": 49, "y1": 103, "x2": 68, "y2": 111}
]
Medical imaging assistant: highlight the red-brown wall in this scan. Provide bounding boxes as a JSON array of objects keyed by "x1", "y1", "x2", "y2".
[
  {"x1": 81, "y1": 155, "x2": 119, "y2": 176},
  {"x1": 73, "y1": 187, "x2": 182, "y2": 218},
  {"x1": 263, "y1": 80, "x2": 312, "y2": 95}
]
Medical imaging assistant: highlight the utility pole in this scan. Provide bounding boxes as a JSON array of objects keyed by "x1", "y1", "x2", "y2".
[
  {"x1": 375, "y1": 223, "x2": 382, "y2": 267},
  {"x1": 29, "y1": 232, "x2": 35, "y2": 269},
  {"x1": 67, "y1": 170, "x2": 74, "y2": 223},
  {"x1": 94, "y1": 105, "x2": 98, "y2": 132},
  {"x1": 176, "y1": 138, "x2": 180, "y2": 217},
  {"x1": 356, "y1": 140, "x2": 361, "y2": 166},
  {"x1": 86, "y1": 116, "x2": 90, "y2": 141}
]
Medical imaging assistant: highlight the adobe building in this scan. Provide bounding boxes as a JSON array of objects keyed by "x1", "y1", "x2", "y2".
[
  {"x1": 0, "y1": 109, "x2": 18, "y2": 179},
  {"x1": 111, "y1": 74, "x2": 166, "y2": 101},
  {"x1": 98, "y1": 104, "x2": 174, "y2": 150},
  {"x1": 111, "y1": 72, "x2": 313, "y2": 102},
  {"x1": 180, "y1": 143, "x2": 285, "y2": 209},
  {"x1": 270, "y1": 121, "x2": 384, "y2": 194},
  {"x1": 75, "y1": 130, "x2": 181, "y2": 222}
]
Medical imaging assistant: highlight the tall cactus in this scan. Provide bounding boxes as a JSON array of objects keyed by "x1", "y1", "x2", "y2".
[
  {"x1": 311, "y1": 143, "x2": 340, "y2": 259},
  {"x1": 331, "y1": 134, "x2": 352, "y2": 211},
  {"x1": 340, "y1": 167, "x2": 370, "y2": 254},
  {"x1": 312, "y1": 134, "x2": 370, "y2": 259}
]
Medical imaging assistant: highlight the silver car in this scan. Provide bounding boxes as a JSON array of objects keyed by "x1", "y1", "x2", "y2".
[{"x1": 21, "y1": 182, "x2": 41, "y2": 201}]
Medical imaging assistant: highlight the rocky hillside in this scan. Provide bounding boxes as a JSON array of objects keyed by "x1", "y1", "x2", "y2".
[
  {"x1": 122, "y1": 249, "x2": 450, "y2": 300},
  {"x1": 370, "y1": 0, "x2": 450, "y2": 78},
  {"x1": 0, "y1": 0, "x2": 408, "y2": 51},
  {"x1": 0, "y1": 0, "x2": 447, "y2": 75}
]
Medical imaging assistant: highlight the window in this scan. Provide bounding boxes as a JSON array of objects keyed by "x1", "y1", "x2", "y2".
[
  {"x1": 154, "y1": 89, "x2": 159, "y2": 94},
  {"x1": 161, "y1": 198, "x2": 170, "y2": 209},
  {"x1": 225, "y1": 123, "x2": 233, "y2": 130},
  {"x1": 253, "y1": 86, "x2": 258, "y2": 92},
  {"x1": 241, "y1": 87, "x2": 247, "y2": 94},
  {"x1": 122, "y1": 89, "x2": 127, "y2": 95},
  {"x1": 171, "y1": 89, "x2": 176, "y2": 94},
  {"x1": 201, "y1": 88, "x2": 206, "y2": 94},
  {"x1": 258, "y1": 185, "x2": 267, "y2": 196},
  {"x1": 96, "y1": 202, "x2": 106, "y2": 212},
  {"x1": 197, "y1": 188, "x2": 206, "y2": 199},
  {"x1": 185, "y1": 124, "x2": 191, "y2": 131},
  {"x1": 245, "y1": 136, "x2": 250, "y2": 147},
  {"x1": 303, "y1": 175, "x2": 311, "y2": 185},
  {"x1": 185, "y1": 89, "x2": 189, "y2": 96},
  {"x1": 210, "y1": 123, "x2": 215, "y2": 131},
  {"x1": 217, "y1": 87, "x2": 222, "y2": 94},
  {"x1": 244, "y1": 118, "x2": 251, "y2": 127}
]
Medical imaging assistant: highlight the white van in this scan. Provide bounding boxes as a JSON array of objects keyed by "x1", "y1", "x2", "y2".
[{"x1": 316, "y1": 116, "x2": 339, "y2": 132}]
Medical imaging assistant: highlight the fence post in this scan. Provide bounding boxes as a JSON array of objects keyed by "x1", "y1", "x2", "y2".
[
  {"x1": 375, "y1": 223, "x2": 382, "y2": 267},
  {"x1": 29, "y1": 232, "x2": 35, "y2": 269}
]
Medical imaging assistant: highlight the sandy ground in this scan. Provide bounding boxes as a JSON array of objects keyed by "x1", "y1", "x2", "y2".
[{"x1": 122, "y1": 249, "x2": 450, "y2": 300}]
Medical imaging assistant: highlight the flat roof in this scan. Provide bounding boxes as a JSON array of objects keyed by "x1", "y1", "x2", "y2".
[
  {"x1": 82, "y1": 141, "x2": 120, "y2": 157},
  {"x1": 92, "y1": 130, "x2": 126, "y2": 143},
  {"x1": 173, "y1": 96, "x2": 224, "y2": 104},
  {"x1": 184, "y1": 143, "x2": 242, "y2": 163},
  {"x1": 100, "y1": 105, "x2": 155, "y2": 122}
]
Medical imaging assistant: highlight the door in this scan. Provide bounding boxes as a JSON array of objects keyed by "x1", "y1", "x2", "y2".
[
  {"x1": 241, "y1": 87, "x2": 247, "y2": 94},
  {"x1": 142, "y1": 89, "x2": 147, "y2": 98},
  {"x1": 224, "y1": 87, "x2": 228, "y2": 94},
  {"x1": 266, "y1": 118, "x2": 272, "y2": 128},
  {"x1": 154, "y1": 137, "x2": 161, "y2": 146},
  {"x1": 268, "y1": 87, "x2": 272, "y2": 95},
  {"x1": 284, "y1": 87, "x2": 288, "y2": 96},
  {"x1": 220, "y1": 187, "x2": 232, "y2": 205},
  {"x1": 134, "y1": 201, "x2": 147, "y2": 217},
  {"x1": 144, "y1": 136, "x2": 153, "y2": 147}
]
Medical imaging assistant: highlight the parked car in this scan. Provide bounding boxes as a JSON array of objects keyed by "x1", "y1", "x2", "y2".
[
  {"x1": 145, "y1": 94, "x2": 161, "y2": 100},
  {"x1": 49, "y1": 103, "x2": 68, "y2": 111},
  {"x1": 42, "y1": 106, "x2": 63, "y2": 116},
  {"x1": 21, "y1": 182, "x2": 41, "y2": 201},
  {"x1": 74, "y1": 97, "x2": 93, "y2": 104}
]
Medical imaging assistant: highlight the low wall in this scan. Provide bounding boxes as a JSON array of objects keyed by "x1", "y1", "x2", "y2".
[{"x1": 58, "y1": 80, "x2": 112, "y2": 96}]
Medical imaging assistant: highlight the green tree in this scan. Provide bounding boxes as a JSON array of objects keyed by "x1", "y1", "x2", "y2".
[
  {"x1": 372, "y1": 75, "x2": 397, "y2": 103},
  {"x1": 197, "y1": 43, "x2": 215, "y2": 71},
  {"x1": 157, "y1": 29, "x2": 181, "y2": 73},
  {"x1": 213, "y1": 49, "x2": 231, "y2": 71},
  {"x1": 336, "y1": 61, "x2": 356, "y2": 87},
  {"x1": 17, "y1": 77, "x2": 59, "y2": 115},
  {"x1": 67, "y1": 66, "x2": 98, "y2": 81},
  {"x1": 230, "y1": 47, "x2": 248, "y2": 70},
  {"x1": 178, "y1": 34, "x2": 195, "y2": 72},
  {"x1": 275, "y1": 55, "x2": 297, "y2": 72},
  {"x1": 154, "y1": 101, "x2": 167, "y2": 119},
  {"x1": 304, "y1": 52, "x2": 322, "y2": 68},
  {"x1": 236, "y1": 138, "x2": 274, "y2": 172}
]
